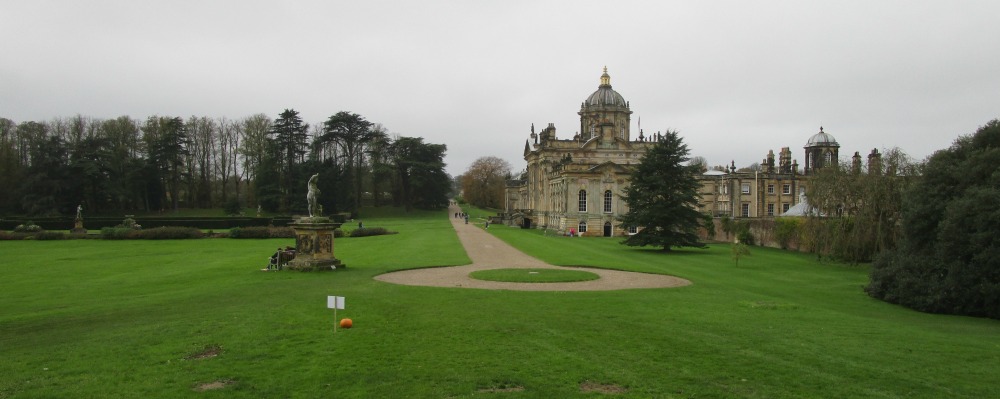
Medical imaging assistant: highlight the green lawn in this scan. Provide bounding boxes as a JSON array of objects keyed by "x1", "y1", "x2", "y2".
[
  {"x1": 1, "y1": 208, "x2": 998, "y2": 398},
  {"x1": 469, "y1": 268, "x2": 600, "y2": 283}
]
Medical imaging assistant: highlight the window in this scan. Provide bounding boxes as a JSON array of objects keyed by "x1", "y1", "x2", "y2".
[
  {"x1": 767, "y1": 184, "x2": 774, "y2": 194},
  {"x1": 578, "y1": 190, "x2": 587, "y2": 212},
  {"x1": 603, "y1": 190, "x2": 612, "y2": 213},
  {"x1": 741, "y1": 183, "x2": 751, "y2": 194},
  {"x1": 627, "y1": 225, "x2": 638, "y2": 234},
  {"x1": 741, "y1": 203, "x2": 750, "y2": 217},
  {"x1": 783, "y1": 203, "x2": 790, "y2": 213},
  {"x1": 824, "y1": 151, "x2": 833, "y2": 164},
  {"x1": 767, "y1": 203, "x2": 774, "y2": 216},
  {"x1": 782, "y1": 184, "x2": 791, "y2": 195},
  {"x1": 578, "y1": 221, "x2": 588, "y2": 233}
]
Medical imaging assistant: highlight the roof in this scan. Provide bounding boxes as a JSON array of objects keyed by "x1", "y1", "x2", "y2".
[
  {"x1": 583, "y1": 67, "x2": 627, "y2": 108},
  {"x1": 780, "y1": 193, "x2": 821, "y2": 217},
  {"x1": 806, "y1": 126, "x2": 839, "y2": 147}
]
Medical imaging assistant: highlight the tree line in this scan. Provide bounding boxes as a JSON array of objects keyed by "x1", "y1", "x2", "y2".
[{"x1": 0, "y1": 110, "x2": 451, "y2": 217}]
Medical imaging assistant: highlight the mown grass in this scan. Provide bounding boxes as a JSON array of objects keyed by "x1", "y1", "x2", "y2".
[
  {"x1": 469, "y1": 268, "x2": 600, "y2": 283},
  {"x1": 1, "y1": 207, "x2": 999, "y2": 398}
]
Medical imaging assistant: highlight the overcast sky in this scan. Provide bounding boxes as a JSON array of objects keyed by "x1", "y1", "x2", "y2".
[{"x1": 3, "y1": 1, "x2": 999, "y2": 176}]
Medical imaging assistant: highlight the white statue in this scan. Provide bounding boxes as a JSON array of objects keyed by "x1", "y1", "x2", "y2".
[
  {"x1": 76, "y1": 204, "x2": 83, "y2": 219},
  {"x1": 307, "y1": 173, "x2": 320, "y2": 217}
]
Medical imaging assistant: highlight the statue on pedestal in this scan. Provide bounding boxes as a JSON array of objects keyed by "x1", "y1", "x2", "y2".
[
  {"x1": 307, "y1": 173, "x2": 320, "y2": 217},
  {"x1": 72, "y1": 204, "x2": 87, "y2": 234},
  {"x1": 285, "y1": 172, "x2": 344, "y2": 271}
]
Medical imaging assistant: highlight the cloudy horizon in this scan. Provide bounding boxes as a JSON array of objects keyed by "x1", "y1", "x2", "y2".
[{"x1": 3, "y1": 1, "x2": 998, "y2": 176}]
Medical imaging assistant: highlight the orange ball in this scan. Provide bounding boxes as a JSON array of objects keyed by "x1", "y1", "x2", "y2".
[{"x1": 339, "y1": 318, "x2": 353, "y2": 329}]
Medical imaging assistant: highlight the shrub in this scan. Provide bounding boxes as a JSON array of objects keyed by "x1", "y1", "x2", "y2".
[
  {"x1": 118, "y1": 216, "x2": 141, "y2": 230},
  {"x1": 734, "y1": 221, "x2": 755, "y2": 246},
  {"x1": 34, "y1": 231, "x2": 67, "y2": 240},
  {"x1": 229, "y1": 226, "x2": 270, "y2": 239},
  {"x1": 101, "y1": 227, "x2": 135, "y2": 240},
  {"x1": 350, "y1": 227, "x2": 395, "y2": 237},
  {"x1": 0, "y1": 231, "x2": 30, "y2": 240},
  {"x1": 731, "y1": 242, "x2": 751, "y2": 267},
  {"x1": 268, "y1": 226, "x2": 295, "y2": 238},
  {"x1": 224, "y1": 198, "x2": 242, "y2": 216},
  {"x1": 774, "y1": 218, "x2": 801, "y2": 249},
  {"x1": 719, "y1": 216, "x2": 735, "y2": 240},
  {"x1": 14, "y1": 221, "x2": 43, "y2": 233},
  {"x1": 702, "y1": 215, "x2": 717, "y2": 239},
  {"x1": 132, "y1": 227, "x2": 203, "y2": 240}
]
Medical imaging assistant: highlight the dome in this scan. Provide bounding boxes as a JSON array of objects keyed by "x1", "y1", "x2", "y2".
[
  {"x1": 806, "y1": 126, "x2": 839, "y2": 147},
  {"x1": 584, "y1": 67, "x2": 628, "y2": 108}
]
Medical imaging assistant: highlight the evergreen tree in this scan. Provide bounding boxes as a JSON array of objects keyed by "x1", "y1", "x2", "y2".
[
  {"x1": 19, "y1": 135, "x2": 72, "y2": 216},
  {"x1": 269, "y1": 109, "x2": 310, "y2": 212},
  {"x1": 320, "y1": 111, "x2": 373, "y2": 214},
  {"x1": 619, "y1": 131, "x2": 707, "y2": 251},
  {"x1": 391, "y1": 137, "x2": 450, "y2": 211}
]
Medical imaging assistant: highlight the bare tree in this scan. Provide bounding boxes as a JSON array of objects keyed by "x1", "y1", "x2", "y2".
[
  {"x1": 186, "y1": 116, "x2": 216, "y2": 207},
  {"x1": 237, "y1": 113, "x2": 271, "y2": 207},
  {"x1": 215, "y1": 116, "x2": 242, "y2": 206},
  {"x1": 461, "y1": 156, "x2": 512, "y2": 209}
]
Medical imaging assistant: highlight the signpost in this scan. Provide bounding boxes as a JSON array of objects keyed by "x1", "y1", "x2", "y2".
[{"x1": 327, "y1": 296, "x2": 345, "y2": 332}]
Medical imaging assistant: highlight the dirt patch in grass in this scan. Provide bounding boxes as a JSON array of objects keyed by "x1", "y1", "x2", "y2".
[
  {"x1": 186, "y1": 344, "x2": 222, "y2": 360},
  {"x1": 477, "y1": 381, "x2": 525, "y2": 393},
  {"x1": 193, "y1": 379, "x2": 233, "y2": 391},
  {"x1": 740, "y1": 300, "x2": 799, "y2": 310},
  {"x1": 580, "y1": 381, "x2": 628, "y2": 394}
]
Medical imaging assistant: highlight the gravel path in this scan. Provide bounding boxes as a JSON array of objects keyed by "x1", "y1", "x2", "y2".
[{"x1": 373, "y1": 205, "x2": 692, "y2": 291}]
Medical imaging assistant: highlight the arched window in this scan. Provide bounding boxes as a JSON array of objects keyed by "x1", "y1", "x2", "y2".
[
  {"x1": 578, "y1": 190, "x2": 587, "y2": 212},
  {"x1": 578, "y1": 221, "x2": 588, "y2": 233},
  {"x1": 824, "y1": 151, "x2": 833, "y2": 165},
  {"x1": 603, "y1": 190, "x2": 613, "y2": 213}
]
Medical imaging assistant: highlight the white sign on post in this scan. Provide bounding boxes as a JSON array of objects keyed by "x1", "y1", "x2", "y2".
[
  {"x1": 327, "y1": 296, "x2": 345, "y2": 333},
  {"x1": 327, "y1": 296, "x2": 345, "y2": 310}
]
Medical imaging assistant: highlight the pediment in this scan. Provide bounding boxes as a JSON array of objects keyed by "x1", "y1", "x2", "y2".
[{"x1": 586, "y1": 161, "x2": 632, "y2": 174}]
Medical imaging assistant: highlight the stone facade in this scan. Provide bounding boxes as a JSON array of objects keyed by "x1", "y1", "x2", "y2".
[
  {"x1": 505, "y1": 68, "x2": 656, "y2": 236},
  {"x1": 698, "y1": 127, "x2": 855, "y2": 219},
  {"x1": 507, "y1": 69, "x2": 861, "y2": 236}
]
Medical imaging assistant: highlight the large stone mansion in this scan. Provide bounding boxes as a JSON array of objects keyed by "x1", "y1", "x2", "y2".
[{"x1": 505, "y1": 68, "x2": 875, "y2": 236}]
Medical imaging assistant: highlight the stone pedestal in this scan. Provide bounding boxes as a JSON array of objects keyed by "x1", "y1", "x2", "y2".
[
  {"x1": 286, "y1": 217, "x2": 344, "y2": 271},
  {"x1": 70, "y1": 217, "x2": 87, "y2": 234}
]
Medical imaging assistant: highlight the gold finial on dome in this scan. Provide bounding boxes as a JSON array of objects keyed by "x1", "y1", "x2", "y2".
[{"x1": 600, "y1": 66, "x2": 611, "y2": 86}]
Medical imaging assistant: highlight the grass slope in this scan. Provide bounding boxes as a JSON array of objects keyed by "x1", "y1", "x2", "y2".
[{"x1": 1, "y1": 208, "x2": 998, "y2": 398}]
